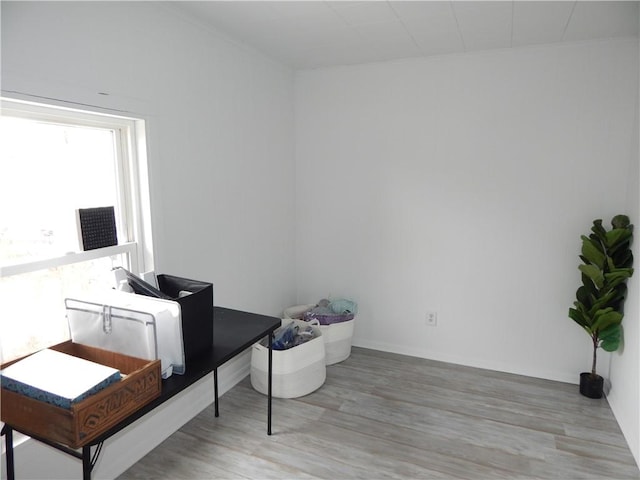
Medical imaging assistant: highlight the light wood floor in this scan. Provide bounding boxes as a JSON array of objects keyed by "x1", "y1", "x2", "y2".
[{"x1": 119, "y1": 347, "x2": 640, "y2": 479}]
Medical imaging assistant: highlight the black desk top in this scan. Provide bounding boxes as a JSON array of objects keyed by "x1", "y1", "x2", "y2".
[{"x1": 91, "y1": 306, "x2": 281, "y2": 444}]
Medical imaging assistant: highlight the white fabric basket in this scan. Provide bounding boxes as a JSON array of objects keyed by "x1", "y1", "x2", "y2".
[
  {"x1": 250, "y1": 319, "x2": 326, "y2": 398},
  {"x1": 283, "y1": 305, "x2": 355, "y2": 365},
  {"x1": 283, "y1": 304, "x2": 316, "y2": 320},
  {"x1": 319, "y1": 319, "x2": 355, "y2": 365}
]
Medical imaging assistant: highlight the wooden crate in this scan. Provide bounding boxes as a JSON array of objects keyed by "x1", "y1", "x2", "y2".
[{"x1": 1, "y1": 341, "x2": 161, "y2": 449}]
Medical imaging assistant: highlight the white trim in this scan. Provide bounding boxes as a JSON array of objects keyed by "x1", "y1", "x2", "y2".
[
  {"x1": 352, "y1": 338, "x2": 580, "y2": 385},
  {"x1": 1, "y1": 97, "x2": 140, "y2": 128},
  {"x1": 133, "y1": 119, "x2": 155, "y2": 273},
  {"x1": 0, "y1": 97, "x2": 153, "y2": 276},
  {"x1": 0, "y1": 243, "x2": 137, "y2": 278}
]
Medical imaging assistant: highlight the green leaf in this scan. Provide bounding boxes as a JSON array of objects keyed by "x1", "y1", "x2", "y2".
[
  {"x1": 576, "y1": 286, "x2": 592, "y2": 309},
  {"x1": 581, "y1": 236, "x2": 606, "y2": 269},
  {"x1": 604, "y1": 269, "x2": 633, "y2": 290},
  {"x1": 599, "y1": 324, "x2": 621, "y2": 352},
  {"x1": 612, "y1": 283, "x2": 628, "y2": 305},
  {"x1": 613, "y1": 250, "x2": 634, "y2": 269},
  {"x1": 587, "y1": 289, "x2": 618, "y2": 316},
  {"x1": 599, "y1": 323, "x2": 620, "y2": 338},
  {"x1": 591, "y1": 220, "x2": 607, "y2": 242},
  {"x1": 606, "y1": 228, "x2": 632, "y2": 249},
  {"x1": 611, "y1": 215, "x2": 630, "y2": 229},
  {"x1": 581, "y1": 272, "x2": 597, "y2": 296},
  {"x1": 605, "y1": 287, "x2": 628, "y2": 314},
  {"x1": 592, "y1": 309, "x2": 622, "y2": 332},
  {"x1": 609, "y1": 239, "x2": 632, "y2": 258},
  {"x1": 600, "y1": 336, "x2": 620, "y2": 351},
  {"x1": 579, "y1": 264, "x2": 604, "y2": 289},
  {"x1": 569, "y1": 307, "x2": 592, "y2": 330}
]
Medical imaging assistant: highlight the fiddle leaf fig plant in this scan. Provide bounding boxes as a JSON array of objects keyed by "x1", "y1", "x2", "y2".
[{"x1": 568, "y1": 215, "x2": 633, "y2": 379}]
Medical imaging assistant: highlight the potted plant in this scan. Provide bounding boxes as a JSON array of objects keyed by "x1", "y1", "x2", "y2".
[{"x1": 568, "y1": 214, "x2": 634, "y2": 398}]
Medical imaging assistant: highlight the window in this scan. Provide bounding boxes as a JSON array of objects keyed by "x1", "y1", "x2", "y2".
[{"x1": 0, "y1": 98, "x2": 153, "y2": 363}]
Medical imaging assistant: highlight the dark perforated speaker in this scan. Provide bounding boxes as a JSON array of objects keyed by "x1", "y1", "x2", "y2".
[{"x1": 77, "y1": 206, "x2": 117, "y2": 251}]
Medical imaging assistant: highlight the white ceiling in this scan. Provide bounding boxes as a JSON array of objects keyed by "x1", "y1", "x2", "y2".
[{"x1": 170, "y1": 1, "x2": 639, "y2": 70}]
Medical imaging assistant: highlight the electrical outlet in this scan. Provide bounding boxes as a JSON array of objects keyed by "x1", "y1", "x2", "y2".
[{"x1": 426, "y1": 311, "x2": 437, "y2": 327}]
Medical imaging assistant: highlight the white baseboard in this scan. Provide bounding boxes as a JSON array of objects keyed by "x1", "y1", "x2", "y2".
[
  {"x1": 352, "y1": 338, "x2": 579, "y2": 385},
  {"x1": 0, "y1": 349, "x2": 252, "y2": 480}
]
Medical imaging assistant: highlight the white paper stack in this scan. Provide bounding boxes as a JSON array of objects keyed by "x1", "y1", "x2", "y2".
[{"x1": 0, "y1": 349, "x2": 121, "y2": 409}]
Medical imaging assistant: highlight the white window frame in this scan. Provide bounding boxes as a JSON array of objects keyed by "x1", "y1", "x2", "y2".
[{"x1": 0, "y1": 97, "x2": 154, "y2": 278}]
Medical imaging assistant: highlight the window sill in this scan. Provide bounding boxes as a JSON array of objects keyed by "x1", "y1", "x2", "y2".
[{"x1": 1, "y1": 242, "x2": 137, "y2": 277}]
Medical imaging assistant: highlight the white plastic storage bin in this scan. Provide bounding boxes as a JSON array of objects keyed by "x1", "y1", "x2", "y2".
[
  {"x1": 251, "y1": 319, "x2": 326, "y2": 398},
  {"x1": 283, "y1": 305, "x2": 355, "y2": 365},
  {"x1": 65, "y1": 289, "x2": 185, "y2": 379}
]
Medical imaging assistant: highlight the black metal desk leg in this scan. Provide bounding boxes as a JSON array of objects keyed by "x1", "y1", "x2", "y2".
[
  {"x1": 214, "y1": 368, "x2": 219, "y2": 417},
  {"x1": 3, "y1": 425, "x2": 15, "y2": 480},
  {"x1": 82, "y1": 446, "x2": 91, "y2": 480},
  {"x1": 268, "y1": 332, "x2": 273, "y2": 435}
]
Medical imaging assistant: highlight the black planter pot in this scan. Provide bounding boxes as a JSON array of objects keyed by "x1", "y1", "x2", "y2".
[{"x1": 580, "y1": 372, "x2": 604, "y2": 399}]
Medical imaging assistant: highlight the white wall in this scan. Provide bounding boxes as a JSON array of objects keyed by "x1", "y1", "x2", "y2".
[
  {"x1": 2, "y1": 1, "x2": 639, "y2": 475},
  {"x1": 607, "y1": 12, "x2": 640, "y2": 467},
  {"x1": 1, "y1": 1, "x2": 296, "y2": 316},
  {"x1": 295, "y1": 39, "x2": 638, "y2": 384},
  {"x1": 1, "y1": 2, "x2": 295, "y2": 478}
]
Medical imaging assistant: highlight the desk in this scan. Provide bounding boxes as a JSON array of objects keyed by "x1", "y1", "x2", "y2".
[{"x1": 2, "y1": 306, "x2": 281, "y2": 480}]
